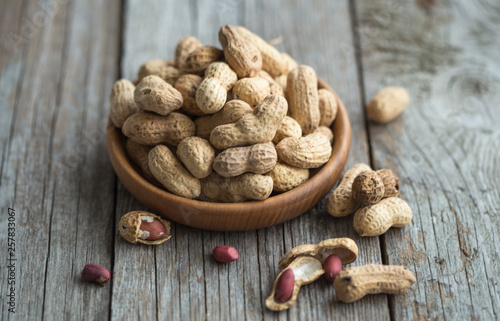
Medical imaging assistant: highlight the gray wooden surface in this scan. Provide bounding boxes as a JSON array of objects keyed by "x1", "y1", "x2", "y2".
[{"x1": 0, "y1": 0, "x2": 498, "y2": 320}]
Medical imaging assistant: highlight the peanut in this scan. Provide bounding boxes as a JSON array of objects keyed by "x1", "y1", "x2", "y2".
[
  {"x1": 272, "y1": 116, "x2": 302, "y2": 144},
  {"x1": 367, "y1": 86, "x2": 409, "y2": 124},
  {"x1": 109, "y1": 79, "x2": 138, "y2": 128},
  {"x1": 280, "y1": 52, "x2": 298, "y2": 75},
  {"x1": 219, "y1": 24, "x2": 262, "y2": 78},
  {"x1": 323, "y1": 254, "x2": 342, "y2": 282},
  {"x1": 312, "y1": 126, "x2": 334, "y2": 144},
  {"x1": 175, "y1": 36, "x2": 203, "y2": 70},
  {"x1": 334, "y1": 264, "x2": 416, "y2": 303},
  {"x1": 275, "y1": 133, "x2": 332, "y2": 169},
  {"x1": 266, "y1": 256, "x2": 324, "y2": 311},
  {"x1": 266, "y1": 161, "x2": 309, "y2": 192},
  {"x1": 137, "y1": 59, "x2": 182, "y2": 85},
  {"x1": 258, "y1": 70, "x2": 284, "y2": 96},
  {"x1": 196, "y1": 62, "x2": 238, "y2": 114},
  {"x1": 183, "y1": 46, "x2": 224, "y2": 75},
  {"x1": 200, "y1": 172, "x2": 273, "y2": 203},
  {"x1": 125, "y1": 139, "x2": 157, "y2": 183},
  {"x1": 118, "y1": 210, "x2": 172, "y2": 245},
  {"x1": 326, "y1": 163, "x2": 373, "y2": 218},
  {"x1": 148, "y1": 145, "x2": 201, "y2": 199},
  {"x1": 353, "y1": 197, "x2": 412, "y2": 236},
  {"x1": 274, "y1": 74, "x2": 287, "y2": 95},
  {"x1": 122, "y1": 111, "x2": 195, "y2": 146},
  {"x1": 234, "y1": 26, "x2": 286, "y2": 77},
  {"x1": 81, "y1": 264, "x2": 111, "y2": 285},
  {"x1": 176, "y1": 136, "x2": 215, "y2": 179},
  {"x1": 212, "y1": 245, "x2": 239, "y2": 263},
  {"x1": 232, "y1": 77, "x2": 271, "y2": 107},
  {"x1": 377, "y1": 169, "x2": 400, "y2": 198},
  {"x1": 213, "y1": 143, "x2": 277, "y2": 178},
  {"x1": 174, "y1": 74, "x2": 205, "y2": 116},
  {"x1": 287, "y1": 65, "x2": 320, "y2": 134},
  {"x1": 195, "y1": 99, "x2": 253, "y2": 140},
  {"x1": 210, "y1": 94, "x2": 287, "y2": 149},
  {"x1": 278, "y1": 237, "x2": 358, "y2": 270},
  {"x1": 352, "y1": 169, "x2": 400, "y2": 205},
  {"x1": 318, "y1": 88, "x2": 338, "y2": 127},
  {"x1": 134, "y1": 75, "x2": 183, "y2": 115}
]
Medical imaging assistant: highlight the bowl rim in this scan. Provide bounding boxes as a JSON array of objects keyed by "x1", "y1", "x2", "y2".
[{"x1": 107, "y1": 78, "x2": 350, "y2": 230}]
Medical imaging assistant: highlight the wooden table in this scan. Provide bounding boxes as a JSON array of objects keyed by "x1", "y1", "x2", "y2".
[{"x1": 1, "y1": 0, "x2": 499, "y2": 320}]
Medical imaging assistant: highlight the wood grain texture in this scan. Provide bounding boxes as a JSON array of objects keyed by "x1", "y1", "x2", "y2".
[{"x1": 355, "y1": 0, "x2": 500, "y2": 319}]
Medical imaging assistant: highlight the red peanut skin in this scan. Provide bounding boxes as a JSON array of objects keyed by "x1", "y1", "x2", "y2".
[
  {"x1": 213, "y1": 245, "x2": 239, "y2": 263},
  {"x1": 139, "y1": 219, "x2": 166, "y2": 240},
  {"x1": 81, "y1": 264, "x2": 111, "y2": 285},
  {"x1": 274, "y1": 269, "x2": 295, "y2": 302},
  {"x1": 323, "y1": 254, "x2": 342, "y2": 282}
]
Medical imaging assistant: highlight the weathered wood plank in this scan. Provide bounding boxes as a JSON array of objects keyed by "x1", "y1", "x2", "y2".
[
  {"x1": 0, "y1": 0, "x2": 121, "y2": 320},
  {"x1": 355, "y1": 0, "x2": 500, "y2": 319}
]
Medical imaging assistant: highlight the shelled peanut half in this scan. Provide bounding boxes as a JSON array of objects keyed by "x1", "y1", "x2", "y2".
[{"x1": 110, "y1": 25, "x2": 339, "y2": 203}]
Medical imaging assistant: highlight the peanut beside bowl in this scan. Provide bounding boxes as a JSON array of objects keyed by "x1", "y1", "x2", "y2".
[{"x1": 106, "y1": 79, "x2": 350, "y2": 231}]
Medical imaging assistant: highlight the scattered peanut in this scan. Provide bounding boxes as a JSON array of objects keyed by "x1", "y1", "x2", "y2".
[
  {"x1": 176, "y1": 136, "x2": 215, "y2": 179},
  {"x1": 201, "y1": 172, "x2": 273, "y2": 203},
  {"x1": 122, "y1": 111, "x2": 195, "y2": 146},
  {"x1": 174, "y1": 74, "x2": 205, "y2": 116},
  {"x1": 326, "y1": 163, "x2": 373, "y2": 217},
  {"x1": 274, "y1": 269, "x2": 295, "y2": 303},
  {"x1": 377, "y1": 169, "x2": 400, "y2": 198},
  {"x1": 266, "y1": 161, "x2": 309, "y2": 192},
  {"x1": 275, "y1": 133, "x2": 332, "y2": 169},
  {"x1": 219, "y1": 24, "x2": 262, "y2": 78},
  {"x1": 353, "y1": 197, "x2": 412, "y2": 236},
  {"x1": 196, "y1": 62, "x2": 238, "y2": 114},
  {"x1": 81, "y1": 264, "x2": 111, "y2": 286},
  {"x1": 137, "y1": 59, "x2": 181, "y2": 85},
  {"x1": 334, "y1": 264, "x2": 416, "y2": 303},
  {"x1": 213, "y1": 143, "x2": 277, "y2": 178},
  {"x1": 352, "y1": 169, "x2": 400, "y2": 205},
  {"x1": 210, "y1": 94, "x2": 287, "y2": 149},
  {"x1": 367, "y1": 86, "x2": 410, "y2": 124},
  {"x1": 232, "y1": 77, "x2": 271, "y2": 107},
  {"x1": 183, "y1": 46, "x2": 224, "y2": 75},
  {"x1": 174, "y1": 36, "x2": 203, "y2": 70},
  {"x1": 213, "y1": 245, "x2": 239, "y2": 263},
  {"x1": 134, "y1": 75, "x2": 183, "y2": 115},
  {"x1": 109, "y1": 79, "x2": 138, "y2": 128},
  {"x1": 118, "y1": 210, "x2": 172, "y2": 245},
  {"x1": 287, "y1": 65, "x2": 320, "y2": 134},
  {"x1": 323, "y1": 254, "x2": 342, "y2": 282},
  {"x1": 318, "y1": 88, "x2": 338, "y2": 127},
  {"x1": 148, "y1": 145, "x2": 201, "y2": 199}
]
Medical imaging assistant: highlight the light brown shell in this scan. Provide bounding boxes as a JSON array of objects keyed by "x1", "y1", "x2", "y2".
[
  {"x1": 265, "y1": 256, "x2": 324, "y2": 311},
  {"x1": 137, "y1": 59, "x2": 182, "y2": 85},
  {"x1": 266, "y1": 161, "x2": 309, "y2": 192},
  {"x1": 210, "y1": 94, "x2": 288, "y2": 149},
  {"x1": 312, "y1": 126, "x2": 334, "y2": 144},
  {"x1": 213, "y1": 143, "x2": 277, "y2": 178},
  {"x1": 232, "y1": 77, "x2": 271, "y2": 108},
  {"x1": 352, "y1": 171, "x2": 385, "y2": 205},
  {"x1": 174, "y1": 74, "x2": 205, "y2": 116},
  {"x1": 353, "y1": 197, "x2": 412, "y2": 236},
  {"x1": 196, "y1": 63, "x2": 238, "y2": 114},
  {"x1": 287, "y1": 65, "x2": 320, "y2": 134},
  {"x1": 195, "y1": 99, "x2": 253, "y2": 140},
  {"x1": 204, "y1": 62, "x2": 238, "y2": 91},
  {"x1": 258, "y1": 70, "x2": 284, "y2": 96},
  {"x1": 148, "y1": 145, "x2": 201, "y2": 199},
  {"x1": 118, "y1": 211, "x2": 172, "y2": 245},
  {"x1": 134, "y1": 75, "x2": 183, "y2": 115},
  {"x1": 234, "y1": 26, "x2": 286, "y2": 77},
  {"x1": 278, "y1": 237, "x2": 358, "y2": 270},
  {"x1": 109, "y1": 79, "x2": 138, "y2": 128},
  {"x1": 334, "y1": 264, "x2": 416, "y2": 303},
  {"x1": 367, "y1": 86, "x2": 410, "y2": 123},
  {"x1": 200, "y1": 172, "x2": 273, "y2": 203},
  {"x1": 122, "y1": 111, "x2": 195, "y2": 146},
  {"x1": 326, "y1": 163, "x2": 372, "y2": 217},
  {"x1": 318, "y1": 88, "x2": 338, "y2": 127},
  {"x1": 183, "y1": 46, "x2": 224, "y2": 75},
  {"x1": 125, "y1": 139, "x2": 157, "y2": 183},
  {"x1": 275, "y1": 133, "x2": 332, "y2": 169},
  {"x1": 219, "y1": 25, "x2": 262, "y2": 78},
  {"x1": 272, "y1": 116, "x2": 302, "y2": 144},
  {"x1": 377, "y1": 169, "x2": 400, "y2": 198},
  {"x1": 280, "y1": 52, "x2": 298, "y2": 74},
  {"x1": 176, "y1": 137, "x2": 215, "y2": 179},
  {"x1": 175, "y1": 36, "x2": 203, "y2": 70},
  {"x1": 274, "y1": 74, "x2": 288, "y2": 95}
]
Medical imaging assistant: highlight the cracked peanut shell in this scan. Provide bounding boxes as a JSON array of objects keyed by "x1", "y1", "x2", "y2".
[{"x1": 118, "y1": 211, "x2": 172, "y2": 245}]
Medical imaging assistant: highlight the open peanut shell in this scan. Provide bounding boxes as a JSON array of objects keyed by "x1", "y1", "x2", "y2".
[
  {"x1": 118, "y1": 210, "x2": 172, "y2": 245},
  {"x1": 278, "y1": 237, "x2": 358, "y2": 270},
  {"x1": 266, "y1": 256, "x2": 324, "y2": 311}
]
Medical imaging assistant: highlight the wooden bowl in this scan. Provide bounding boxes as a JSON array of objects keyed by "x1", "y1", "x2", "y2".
[{"x1": 107, "y1": 78, "x2": 350, "y2": 231}]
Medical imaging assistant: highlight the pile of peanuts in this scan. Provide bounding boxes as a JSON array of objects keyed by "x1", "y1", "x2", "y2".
[{"x1": 109, "y1": 25, "x2": 338, "y2": 202}]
